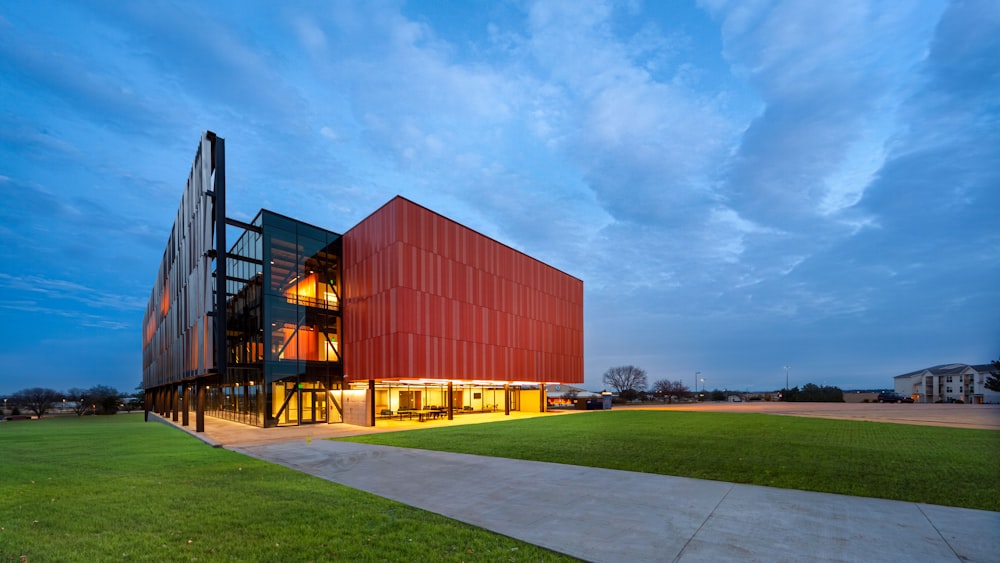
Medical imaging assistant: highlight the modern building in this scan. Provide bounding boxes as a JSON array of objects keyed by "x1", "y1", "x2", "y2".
[
  {"x1": 893, "y1": 363, "x2": 999, "y2": 404},
  {"x1": 142, "y1": 132, "x2": 584, "y2": 429}
]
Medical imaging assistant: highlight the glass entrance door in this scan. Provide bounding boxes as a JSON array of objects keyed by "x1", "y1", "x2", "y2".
[
  {"x1": 301, "y1": 390, "x2": 328, "y2": 424},
  {"x1": 273, "y1": 383, "x2": 335, "y2": 426}
]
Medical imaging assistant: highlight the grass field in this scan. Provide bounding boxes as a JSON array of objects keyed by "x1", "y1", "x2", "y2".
[
  {"x1": 0, "y1": 415, "x2": 573, "y2": 562},
  {"x1": 341, "y1": 410, "x2": 1000, "y2": 512}
]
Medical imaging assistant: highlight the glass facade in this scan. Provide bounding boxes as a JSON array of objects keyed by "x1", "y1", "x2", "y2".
[{"x1": 217, "y1": 210, "x2": 343, "y2": 427}]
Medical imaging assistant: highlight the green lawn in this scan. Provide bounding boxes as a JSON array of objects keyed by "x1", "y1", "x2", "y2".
[
  {"x1": 0, "y1": 415, "x2": 573, "y2": 562},
  {"x1": 341, "y1": 410, "x2": 1000, "y2": 512}
]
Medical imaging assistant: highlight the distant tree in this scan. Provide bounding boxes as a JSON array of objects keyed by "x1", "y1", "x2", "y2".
[
  {"x1": 11, "y1": 387, "x2": 62, "y2": 418},
  {"x1": 780, "y1": 386, "x2": 798, "y2": 401},
  {"x1": 986, "y1": 359, "x2": 1000, "y2": 393},
  {"x1": 710, "y1": 389, "x2": 726, "y2": 401},
  {"x1": 602, "y1": 365, "x2": 648, "y2": 398},
  {"x1": 131, "y1": 383, "x2": 146, "y2": 409},
  {"x1": 66, "y1": 387, "x2": 92, "y2": 416},
  {"x1": 87, "y1": 385, "x2": 123, "y2": 415},
  {"x1": 782, "y1": 383, "x2": 844, "y2": 402},
  {"x1": 651, "y1": 379, "x2": 690, "y2": 402}
]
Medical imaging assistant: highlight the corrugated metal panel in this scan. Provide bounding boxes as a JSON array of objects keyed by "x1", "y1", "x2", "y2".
[{"x1": 343, "y1": 197, "x2": 583, "y2": 383}]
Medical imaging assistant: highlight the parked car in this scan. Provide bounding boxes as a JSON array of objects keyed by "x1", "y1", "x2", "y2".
[{"x1": 877, "y1": 392, "x2": 913, "y2": 403}]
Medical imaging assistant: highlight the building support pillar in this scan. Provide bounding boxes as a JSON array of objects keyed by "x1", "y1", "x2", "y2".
[
  {"x1": 144, "y1": 389, "x2": 151, "y2": 422},
  {"x1": 181, "y1": 386, "x2": 190, "y2": 427},
  {"x1": 171, "y1": 385, "x2": 179, "y2": 422},
  {"x1": 447, "y1": 381, "x2": 454, "y2": 420},
  {"x1": 196, "y1": 382, "x2": 205, "y2": 433},
  {"x1": 368, "y1": 379, "x2": 376, "y2": 427},
  {"x1": 540, "y1": 383, "x2": 546, "y2": 412},
  {"x1": 504, "y1": 384, "x2": 510, "y2": 416},
  {"x1": 326, "y1": 388, "x2": 334, "y2": 425}
]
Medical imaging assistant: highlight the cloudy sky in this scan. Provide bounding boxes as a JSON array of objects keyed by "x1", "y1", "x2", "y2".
[{"x1": 1, "y1": 0, "x2": 997, "y2": 396}]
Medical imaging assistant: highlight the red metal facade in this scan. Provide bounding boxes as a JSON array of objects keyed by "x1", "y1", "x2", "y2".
[{"x1": 342, "y1": 197, "x2": 583, "y2": 383}]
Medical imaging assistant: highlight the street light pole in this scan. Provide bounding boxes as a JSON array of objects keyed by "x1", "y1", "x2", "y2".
[
  {"x1": 784, "y1": 365, "x2": 790, "y2": 391},
  {"x1": 695, "y1": 372, "x2": 701, "y2": 393}
]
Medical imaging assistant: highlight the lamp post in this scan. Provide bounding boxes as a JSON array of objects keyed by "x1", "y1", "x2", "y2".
[{"x1": 784, "y1": 365, "x2": 790, "y2": 391}]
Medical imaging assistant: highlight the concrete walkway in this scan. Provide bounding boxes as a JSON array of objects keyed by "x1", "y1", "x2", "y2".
[{"x1": 154, "y1": 415, "x2": 1000, "y2": 562}]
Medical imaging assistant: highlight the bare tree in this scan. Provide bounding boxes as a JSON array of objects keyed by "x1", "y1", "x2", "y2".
[
  {"x1": 66, "y1": 387, "x2": 92, "y2": 416},
  {"x1": 602, "y1": 365, "x2": 648, "y2": 399},
  {"x1": 651, "y1": 379, "x2": 690, "y2": 402},
  {"x1": 87, "y1": 385, "x2": 122, "y2": 415},
  {"x1": 11, "y1": 387, "x2": 62, "y2": 418}
]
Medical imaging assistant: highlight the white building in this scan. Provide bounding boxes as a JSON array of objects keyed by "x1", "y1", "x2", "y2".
[{"x1": 893, "y1": 363, "x2": 1000, "y2": 404}]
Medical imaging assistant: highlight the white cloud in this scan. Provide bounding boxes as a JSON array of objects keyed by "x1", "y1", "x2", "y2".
[
  {"x1": 522, "y1": 1, "x2": 736, "y2": 226},
  {"x1": 319, "y1": 126, "x2": 342, "y2": 142},
  {"x1": 0, "y1": 273, "x2": 144, "y2": 312},
  {"x1": 706, "y1": 0, "x2": 946, "y2": 222},
  {"x1": 292, "y1": 15, "x2": 328, "y2": 54}
]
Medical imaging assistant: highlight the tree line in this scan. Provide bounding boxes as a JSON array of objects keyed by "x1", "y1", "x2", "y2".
[
  {"x1": 2, "y1": 385, "x2": 144, "y2": 418},
  {"x1": 601, "y1": 364, "x2": 848, "y2": 402},
  {"x1": 601, "y1": 365, "x2": 695, "y2": 402}
]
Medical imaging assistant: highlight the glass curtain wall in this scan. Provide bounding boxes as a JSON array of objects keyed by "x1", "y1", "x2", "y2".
[
  {"x1": 261, "y1": 211, "x2": 343, "y2": 427},
  {"x1": 215, "y1": 210, "x2": 343, "y2": 427},
  {"x1": 214, "y1": 214, "x2": 265, "y2": 426},
  {"x1": 369, "y1": 382, "x2": 513, "y2": 415}
]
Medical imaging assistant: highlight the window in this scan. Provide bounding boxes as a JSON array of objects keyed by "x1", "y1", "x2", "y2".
[
  {"x1": 946, "y1": 386, "x2": 953, "y2": 393},
  {"x1": 945, "y1": 376, "x2": 952, "y2": 382}
]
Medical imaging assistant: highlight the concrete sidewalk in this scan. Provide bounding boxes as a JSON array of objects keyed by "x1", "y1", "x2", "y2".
[{"x1": 230, "y1": 438, "x2": 999, "y2": 563}]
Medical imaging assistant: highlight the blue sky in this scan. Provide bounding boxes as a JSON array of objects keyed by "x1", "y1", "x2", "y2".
[{"x1": 1, "y1": 0, "x2": 997, "y2": 396}]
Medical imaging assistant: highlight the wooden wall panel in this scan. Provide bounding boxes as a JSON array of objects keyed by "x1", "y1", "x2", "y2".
[{"x1": 343, "y1": 196, "x2": 583, "y2": 383}]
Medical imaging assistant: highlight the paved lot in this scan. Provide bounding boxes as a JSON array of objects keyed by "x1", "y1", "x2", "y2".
[
  {"x1": 153, "y1": 405, "x2": 1000, "y2": 562},
  {"x1": 619, "y1": 402, "x2": 1000, "y2": 430}
]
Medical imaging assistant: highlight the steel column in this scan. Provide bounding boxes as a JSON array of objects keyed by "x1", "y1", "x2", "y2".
[
  {"x1": 368, "y1": 379, "x2": 376, "y2": 427},
  {"x1": 196, "y1": 382, "x2": 205, "y2": 433},
  {"x1": 447, "y1": 381, "x2": 454, "y2": 420}
]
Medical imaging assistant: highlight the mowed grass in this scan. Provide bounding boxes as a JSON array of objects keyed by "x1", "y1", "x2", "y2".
[
  {"x1": 341, "y1": 410, "x2": 1000, "y2": 512},
  {"x1": 0, "y1": 415, "x2": 573, "y2": 562}
]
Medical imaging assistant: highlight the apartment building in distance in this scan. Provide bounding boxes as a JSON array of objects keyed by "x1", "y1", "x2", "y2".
[{"x1": 893, "y1": 363, "x2": 999, "y2": 404}]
